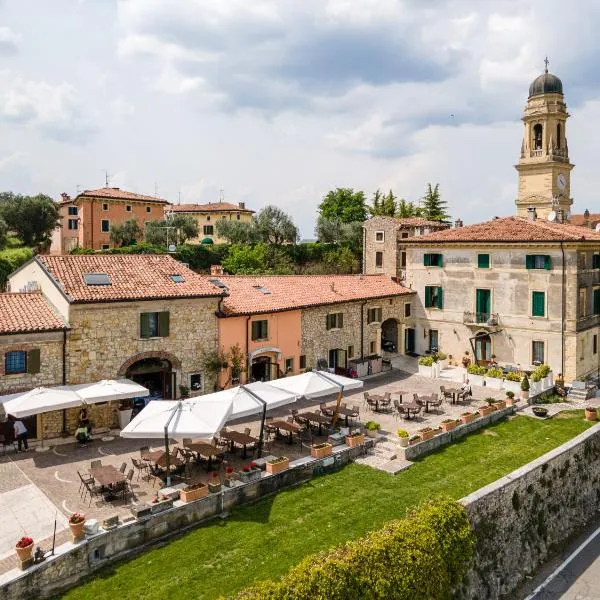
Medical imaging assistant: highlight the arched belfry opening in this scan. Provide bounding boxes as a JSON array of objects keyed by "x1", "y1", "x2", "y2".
[{"x1": 533, "y1": 124, "x2": 543, "y2": 150}]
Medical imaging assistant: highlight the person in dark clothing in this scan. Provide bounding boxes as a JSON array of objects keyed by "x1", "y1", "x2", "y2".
[
  {"x1": 78, "y1": 407, "x2": 91, "y2": 434},
  {"x1": 13, "y1": 418, "x2": 29, "y2": 451}
]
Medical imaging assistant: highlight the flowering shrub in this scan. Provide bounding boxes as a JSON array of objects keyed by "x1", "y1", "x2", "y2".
[
  {"x1": 69, "y1": 513, "x2": 85, "y2": 524},
  {"x1": 16, "y1": 536, "x2": 33, "y2": 548},
  {"x1": 225, "y1": 466, "x2": 234, "y2": 475}
]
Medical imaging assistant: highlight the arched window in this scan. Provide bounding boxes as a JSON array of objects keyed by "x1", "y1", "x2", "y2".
[
  {"x1": 556, "y1": 123, "x2": 561, "y2": 149},
  {"x1": 533, "y1": 124, "x2": 543, "y2": 150}
]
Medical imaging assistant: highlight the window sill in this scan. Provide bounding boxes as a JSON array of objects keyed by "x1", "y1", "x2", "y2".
[
  {"x1": 3, "y1": 372, "x2": 28, "y2": 377},
  {"x1": 252, "y1": 338, "x2": 268, "y2": 343},
  {"x1": 139, "y1": 336, "x2": 168, "y2": 340},
  {"x1": 326, "y1": 328, "x2": 343, "y2": 332}
]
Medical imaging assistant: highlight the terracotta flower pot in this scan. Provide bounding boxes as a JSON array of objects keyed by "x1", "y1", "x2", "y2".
[
  {"x1": 15, "y1": 543, "x2": 33, "y2": 562},
  {"x1": 479, "y1": 406, "x2": 495, "y2": 417},
  {"x1": 311, "y1": 443, "x2": 333, "y2": 459},
  {"x1": 440, "y1": 420, "x2": 458, "y2": 433},
  {"x1": 460, "y1": 413, "x2": 476, "y2": 425},
  {"x1": 266, "y1": 457, "x2": 290, "y2": 474},
  {"x1": 585, "y1": 408, "x2": 597, "y2": 421},
  {"x1": 492, "y1": 400, "x2": 507, "y2": 411},
  {"x1": 69, "y1": 520, "x2": 85, "y2": 542},
  {"x1": 418, "y1": 429, "x2": 435, "y2": 441},
  {"x1": 344, "y1": 434, "x2": 365, "y2": 448}
]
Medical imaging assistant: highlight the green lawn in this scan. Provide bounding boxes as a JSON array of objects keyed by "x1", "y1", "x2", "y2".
[{"x1": 61, "y1": 413, "x2": 592, "y2": 600}]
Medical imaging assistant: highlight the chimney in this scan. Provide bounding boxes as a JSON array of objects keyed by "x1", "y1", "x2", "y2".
[
  {"x1": 584, "y1": 209, "x2": 590, "y2": 228},
  {"x1": 556, "y1": 209, "x2": 564, "y2": 224},
  {"x1": 527, "y1": 207, "x2": 537, "y2": 221},
  {"x1": 239, "y1": 201, "x2": 245, "y2": 210},
  {"x1": 61, "y1": 192, "x2": 71, "y2": 202},
  {"x1": 454, "y1": 218, "x2": 463, "y2": 228},
  {"x1": 210, "y1": 265, "x2": 224, "y2": 276}
]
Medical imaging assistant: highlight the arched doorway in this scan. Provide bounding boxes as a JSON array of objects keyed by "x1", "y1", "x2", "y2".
[
  {"x1": 474, "y1": 332, "x2": 492, "y2": 366},
  {"x1": 126, "y1": 357, "x2": 173, "y2": 399},
  {"x1": 381, "y1": 318, "x2": 399, "y2": 353},
  {"x1": 251, "y1": 355, "x2": 279, "y2": 382}
]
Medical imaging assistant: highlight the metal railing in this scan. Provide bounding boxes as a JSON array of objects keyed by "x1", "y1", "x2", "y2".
[{"x1": 463, "y1": 312, "x2": 499, "y2": 326}]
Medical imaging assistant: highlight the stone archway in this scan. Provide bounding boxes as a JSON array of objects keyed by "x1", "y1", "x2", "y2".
[
  {"x1": 118, "y1": 351, "x2": 182, "y2": 377},
  {"x1": 381, "y1": 318, "x2": 399, "y2": 353},
  {"x1": 118, "y1": 351, "x2": 182, "y2": 399}
]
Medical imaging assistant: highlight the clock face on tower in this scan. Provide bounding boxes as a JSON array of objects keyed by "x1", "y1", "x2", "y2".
[{"x1": 557, "y1": 173, "x2": 567, "y2": 192}]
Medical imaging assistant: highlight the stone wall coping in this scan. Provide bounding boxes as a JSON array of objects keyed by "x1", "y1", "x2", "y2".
[{"x1": 460, "y1": 420, "x2": 600, "y2": 506}]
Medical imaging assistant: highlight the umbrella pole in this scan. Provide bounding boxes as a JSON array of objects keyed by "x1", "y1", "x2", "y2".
[
  {"x1": 257, "y1": 402, "x2": 267, "y2": 458},
  {"x1": 163, "y1": 403, "x2": 180, "y2": 488}
]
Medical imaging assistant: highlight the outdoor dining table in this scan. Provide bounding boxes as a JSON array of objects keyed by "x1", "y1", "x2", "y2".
[
  {"x1": 367, "y1": 395, "x2": 391, "y2": 413},
  {"x1": 185, "y1": 442, "x2": 225, "y2": 470},
  {"x1": 321, "y1": 405, "x2": 359, "y2": 426},
  {"x1": 220, "y1": 431, "x2": 258, "y2": 458},
  {"x1": 443, "y1": 387, "x2": 463, "y2": 404},
  {"x1": 298, "y1": 411, "x2": 331, "y2": 435},
  {"x1": 144, "y1": 449, "x2": 183, "y2": 469},
  {"x1": 390, "y1": 390, "x2": 407, "y2": 402},
  {"x1": 267, "y1": 419, "x2": 303, "y2": 444},
  {"x1": 89, "y1": 465, "x2": 126, "y2": 501},
  {"x1": 400, "y1": 401, "x2": 421, "y2": 420},
  {"x1": 417, "y1": 395, "x2": 437, "y2": 413}
]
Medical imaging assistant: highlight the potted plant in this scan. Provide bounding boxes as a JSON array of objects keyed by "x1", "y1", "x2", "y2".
[
  {"x1": 530, "y1": 372, "x2": 542, "y2": 396},
  {"x1": 521, "y1": 375, "x2": 530, "y2": 400},
  {"x1": 345, "y1": 431, "x2": 366, "y2": 448},
  {"x1": 418, "y1": 427, "x2": 435, "y2": 441},
  {"x1": 180, "y1": 482, "x2": 209, "y2": 502},
  {"x1": 440, "y1": 419, "x2": 458, "y2": 433},
  {"x1": 532, "y1": 406, "x2": 548, "y2": 418},
  {"x1": 310, "y1": 442, "x2": 333, "y2": 459},
  {"x1": 436, "y1": 351, "x2": 448, "y2": 369},
  {"x1": 505, "y1": 391, "x2": 516, "y2": 406},
  {"x1": 178, "y1": 385, "x2": 190, "y2": 399},
  {"x1": 363, "y1": 421, "x2": 380, "y2": 438},
  {"x1": 418, "y1": 355, "x2": 434, "y2": 377},
  {"x1": 239, "y1": 462, "x2": 261, "y2": 483},
  {"x1": 223, "y1": 466, "x2": 238, "y2": 487},
  {"x1": 15, "y1": 536, "x2": 34, "y2": 562},
  {"x1": 68, "y1": 513, "x2": 86, "y2": 542},
  {"x1": 467, "y1": 364, "x2": 486, "y2": 387},
  {"x1": 460, "y1": 412, "x2": 476, "y2": 425},
  {"x1": 408, "y1": 434, "x2": 420, "y2": 445},
  {"x1": 585, "y1": 406, "x2": 598, "y2": 421},
  {"x1": 479, "y1": 399, "x2": 496, "y2": 417},
  {"x1": 503, "y1": 371, "x2": 522, "y2": 395},
  {"x1": 266, "y1": 456, "x2": 290, "y2": 474},
  {"x1": 397, "y1": 428, "x2": 409, "y2": 447},
  {"x1": 462, "y1": 351, "x2": 471, "y2": 368},
  {"x1": 492, "y1": 396, "x2": 507, "y2": 410},
  {"x1": 485, "y1": 367, "x2": 504, "y2": 390}
]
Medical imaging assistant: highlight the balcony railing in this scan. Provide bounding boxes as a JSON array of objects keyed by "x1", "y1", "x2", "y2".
[{"x1": 463, "y1": 312, "x2": 499, "y2": 326}]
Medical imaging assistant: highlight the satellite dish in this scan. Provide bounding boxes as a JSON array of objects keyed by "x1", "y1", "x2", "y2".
[
  {"x1": 168, "y1": 244, "x2": 177, "y2": 253},
  {"x1": 547, "y1": 211, "x2": 557, "y2": 222},
  {"x1": 595, "y1": 223, "x2": 600, "y2": 233}
]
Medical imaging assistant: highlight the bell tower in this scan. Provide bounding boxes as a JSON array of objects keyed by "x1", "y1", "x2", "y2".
[{"x1": 515, "y1": 59, "x2": 574, "y2": 220}]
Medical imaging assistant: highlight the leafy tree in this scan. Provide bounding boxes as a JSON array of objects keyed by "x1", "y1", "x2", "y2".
[
  {"x1": 420, "y1": 183, "x2": 449, "y2": 222},
  {"x1": 0, "y1": 217, "x2": 7, "y2": 250},
  {"x1": 369, "y1": 189, "x2": 396, "y2": 217},
  {"x1": 315, "y1": 217, "x2": 362, "y2": 249},
  {"x1": 254, "y1": 205, "x2": 298, "y2": 245},
  {"x1": 319, "y1": 188, "x2": 367, "y2": 223},
  {"x1": 109, "y1": 219, "x2": 143, "y2": 247},
  {"x1": 215, "y1": 219, "x2": 259, "y2": 245},
  {"x1": 323, "y1": 246, "x2": 358, "y2": 273},
  {"x1": 0, "y1": 193, "x2": 60, "y2": 247},
  {"x1": 144, "y1": 215, "x2": 199, "y2": 246},
  {"x1": 222, "y1": 243, "x2": 293, "y2": 275},
  {"x1": 396, "y1": 198, "x2": 422, "y2": 218}
]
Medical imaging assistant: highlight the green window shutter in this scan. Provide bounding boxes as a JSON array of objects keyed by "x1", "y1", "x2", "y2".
[
  {"x1": 425, "y1": 286, "x2": 432, "y2": 308},
  {"x1": 525, "y1": 255, "x2": 534, "y2": 269},
  {"x1": 261, "y1": 320, "x2": 268, "y2": 339},
  {"x1": 437, "y1": 287, "x2": 443, "y2": 309},
  {"x1": 594, "y1": 289, "x2": 600, "y2": 315},
  {"x1": 158, "y1": 311, "x2": 170, "y2": 337},
  {"x1": 594, "y1": 254, "x2": 600, "y2": 269},
  {"x1": 27, "y1": 349, "x2": 40, "y2": 374},
  {"x1": 532, "y1": 292, "x2": 545, "y2": 317},
  {"x1": 377, "y1": 308, "x2": 382, "y2": 322},
  {"x1": 438, "y1": 254, "x2": 443, "y2": 267},
  {"x1": 140, "y1": 313, "x2": 151, "y2": 338},
  {"x1": 424, "y1": 254, "x2": 430, "y2": 266},
  {"x1": 339, "y1": 313, "x2": 344, "y2": 328},
  {"x1": 252, "y1": 321, "x2": 260, "y2": 339},
  {"x1": 544, "y1": 255, "x2": 551, "y2": 270},
  {"x1": 478, "y1": 254, "x2": 489, "y2": 269}
]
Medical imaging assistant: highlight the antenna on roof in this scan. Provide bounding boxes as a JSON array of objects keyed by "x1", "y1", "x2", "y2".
[
  {"x1": 102, "y1": 170, "x2": 110, "y2": 187},
  {"x1": 178, "y1": 190, "x2": 181, "y2": 205},
  {"x1": 154, "y1": 182, "x2": 159, "y2": 198},
  {"x1": 219, "y1": 188, "x2": 224, "y2": 203}
]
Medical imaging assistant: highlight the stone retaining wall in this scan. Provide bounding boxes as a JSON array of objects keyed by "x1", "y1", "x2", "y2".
[{"x1": 457, "y1": 422, "x2": 600, "y2": 599}]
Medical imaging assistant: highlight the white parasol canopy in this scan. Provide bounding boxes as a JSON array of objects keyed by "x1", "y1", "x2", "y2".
[
  {"x1": 268, "y1": 370, "x2": 363, "y2": 399},
  {"x1": 69, "y1": 379, "x2": 149, "y2": 404},
  {"x1": 120, "y1": 398, "x2": 233, "y2": 440},
  {"x1": 0, "y1": 386, "x2": 84, "y2": 419}
]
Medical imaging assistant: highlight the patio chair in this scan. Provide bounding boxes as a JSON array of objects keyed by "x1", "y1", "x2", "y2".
[
  {"x1": 139, "y1": 446, "x2": 150, "y2": 460},
  {"x1": 243, "y1": 427, "x2": 252, "y2": 437},
  {"x1": 296, "y1": 425, "x2": 313, "y2": 451},
  {"x1": 319, "y1": 403, "x2": 330, "y2": 416},
  {"x1": 182, "y1": 438, "x2": 193, "y2": 447},
  {"x1": 77, "y1": 471, "x2": 94, "y2": 497},
  {"x1": 457, "y1": 386, "x2": 472, "y2": 402},
  {"x1": 131, "y1": 457, "x2": 149, "y2": 481},
  {"x1": 84, "y1": 479, "x2": 104, "y2": 507},
  {"x1": 90, "y1": 459, "x2": 102, "y2": 469},
  {"x1": 440, "y1": 386, "x2": 453, "y2": 401},
  {"x1": 350, "y1": 405, "x2": 360, "y2": 424},
  {"x1": 119, "y1": 462, "x2": 127, "y2": 473},
  {"x1": 427, "y1": 393, "x2": 444, "y2": 412},
  {"x1": 393, "y1": 399, "x2": 405, "y2": 419}
]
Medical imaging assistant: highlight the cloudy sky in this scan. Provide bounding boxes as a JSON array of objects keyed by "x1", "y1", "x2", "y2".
[{"x1": 2, "y1": 0, "x2": 600, "y2": 237}]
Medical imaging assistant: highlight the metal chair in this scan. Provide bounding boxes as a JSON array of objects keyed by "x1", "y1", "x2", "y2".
[
  {"x1": 90, "y1": 459, "x2": 102, "y2": 469},
  {"x1": 119, "y1": 462, "x2": 127, "y2": 473},
  {"x1": 182, "y1": 438, "x2": 193, "y2": 447},
  {"x1": 243, "y1": 427, "x2": 252, "y2": 436}
]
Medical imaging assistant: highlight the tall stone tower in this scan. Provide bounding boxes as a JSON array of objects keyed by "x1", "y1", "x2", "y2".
[{"x1": 515, "y1": 60, "x2": 574, "y2": 220}]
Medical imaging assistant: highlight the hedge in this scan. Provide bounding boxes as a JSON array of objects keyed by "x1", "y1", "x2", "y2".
[
  {"x1": 0, "y1": 246, "x2": 34, "y2": 287},
  {"x1": 234, "y1": 497, "x2": 474, "y2": 600}
]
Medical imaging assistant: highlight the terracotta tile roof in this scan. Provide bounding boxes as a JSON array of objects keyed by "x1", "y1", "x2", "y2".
[
  {"x1": 219, "y1": 274, "x2": 413, "y2": 316},
  {"x1": 570, "y1": 213, "x2": 600, "y2": 228},
  {"x1": 36, "y1": 255, "x2": 225, "y2": 303},
  {"x1": 0, "y1": 293, "x2": 66, "y2": 334},
  {"x1": 402, "y1": 216, "x2": 600, "y2": 244},
  {"x1": 168, "y1": 202, "x2": 254, "y2": 214},
  {"x1": 75, "y1": 187, "x2": 170, "y2": 204},
  {"x1": 366, "y1": 216, "x2": 449, "y2": 228}
]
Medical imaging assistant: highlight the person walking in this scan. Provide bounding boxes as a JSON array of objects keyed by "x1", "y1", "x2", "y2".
[{"x1": 13, "y1": 418, "x2": 29, "y2": 451}]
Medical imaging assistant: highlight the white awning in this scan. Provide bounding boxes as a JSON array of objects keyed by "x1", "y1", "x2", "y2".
[
  {"x1": 194, "y1": 381, "x2": 298, "y2": 420},
  {"x1": 120, "y1": 399, "x2": 233, "y2": 440},
  {"x1": 0, "y1": 387, "x2": 84, "y2": 419},
  {"x1": 268, "y1": 370, "x2": 363, "y2": 399},
  {"x1": 69, "y1": 379, "x2": 149, "y2": 404}
]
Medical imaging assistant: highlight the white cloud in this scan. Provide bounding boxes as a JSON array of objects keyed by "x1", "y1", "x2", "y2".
[{"x1": 0, "y1": 26, "x2": 20, "y2": 55}]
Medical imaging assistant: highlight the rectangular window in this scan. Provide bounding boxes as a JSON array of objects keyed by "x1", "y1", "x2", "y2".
[
  {"x1": 5, "y1": 350, "x2": 27, "y2": 374},
  {"x1": 401, "y1": 251, "x2": 406, "y2": 268},
  {"x1": 526, "y1": 255, "x2": 551, "y2": 270},
  {"x1": 190, "y1": 373, "x2": 203, "y2": 392},
  {"x1": 126, "y1": 205, "x2": 132, "y2": 212},
  {"x1": 477, "y1": 254, "x2": 490, "y2": 269},
  {"x1": 532, "y1": 340, "x2": 545, "y2": 364},
  {"x1": 424, "y1": 286, "x2": 443, "y2": 309},
  {"x1": 326, "y1": 313, "x2": 344, "y2": 330},
  {"x1": 401, "y1": 232, "x2": 409, "y2": 239},
  {"x1": 375, "y1": 231, "x2": 384, "y2": 242},
  {"x1": 236, "y1": 213, "x2": 240, "y2": 220},
  {"x1": 579, "y1": 253, "x2": 587, "y2": 269},
  {"x1": 424, "y1": 253, "x2": 443, "y2": 267},
  {"x1": 532, "y1": 291, "x2": 546, "y2": 317},
  {"x1": 347, "y1": 345, "x2": 354, "y2": 359},
  {"x1": 68, "y1": 219, "x2": 78, "y2": 230},
  {"x1": 285, "y1": 357, "x2": 294, "y2": 373},
  {"x1": 594, "y1": 288, "x2": 600, "y2": 315},
  {"x1": 369, "y1": 341, "x2": 376, "y2": 354},
  {"x1": 101, "y1": 219, "x2": 109, "y2": 232},
  {"x1": 299, "y1": 355, "x2": 306, "y2": 369},
  {"x1": 367, "y1": 307, "x2": 382, "y2": 324},
  {"x1": 580, "y1": 288, "x2": 588, "y2": 317},
  {"x1": 593, "y1": 254, "x2": 600, "y2": 269},
  {"x1": 140, "y1": 312, "x2": 170, "y2": 338},
  {"x1": 68, "y1": 206, "x2": 77, "y2": 215},
  {"x1": 375, "y1": 252, "x2": 383, "y2": 268},
  {"x1": 203, "y1": 225, "x2": 214, "y2": 235},
  {"x1": 102, "y1": 203, "x2": 109, "y2": 211},
  {"x1": 429, "y1": 329, "x2": 439, "y2": 352},
  {"x1": 101, "y1": 244, "x2": 110, "y2": 250},
  {"x1": 404, "y1": 303, "x2": 411, "y2": 317},
  {"x1": 251, "y1": 320, "x2": 268, "y2": 341},
  {"x1": 146, "y1": 206, "x2": 151, "y2": 213},
  {"x1": 594, "y1": 335, "x2": 598, "y2": 355},
  {"x1": 207, "y1": 215, "x2": 211, "y2": 222}
]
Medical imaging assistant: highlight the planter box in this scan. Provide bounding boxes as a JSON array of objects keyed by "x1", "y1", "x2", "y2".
[
  {"x1": 418, "y1": 365, "x2": 432, "y2": 377},
  {"x1": 117, "y1": 408, "x2": 132, "y2": 429},
  {"x1": 431, "y1": 362, "x2": 441, "y2": 378},
  {"x1": 585, "y1": 408, "x2": 597, "y2": 421},
  {"x1": 479, "y1": 405, "x2": 495, "y2": 417},
  {"x1": 150, "y1": 499, "x2": 173, "y2": 514},
  {"x1": 180, "y1": 484, "x2": 208, "y2": 503},
  {"x1": 130, "y1": 504, "x2": 152, "y2": 519},
  {"x1": 503, "y1": 380, "x2": 521, "y2": 395},
  {"x1": 469, "y1": 374, "x2": 485, "y2": 387},
  {"x1": 418, "y1": 429, "x2": 435, "y2": 441},
  {"x1": 311, "y1": 443, "x2": 333, "y2": 459},
  {"x1": 398, "y1": 436, "x2": 409, "y2": 447},
  {"x1": 492, "y1": 400, "x2": 506, "y2": 411},
  {"x1": 266, "y1": 457, "x2": 290, "y2": 474},
  {"x1": 208, "y1": 482, "x2": 221, "y2": 493},
  {"x1": 530, "y1": 381, "x2": 542, "y2": 395},
  {"x1": 440, "y1": 420, "x2": 458, "y2": 433},
  {"x1": 344, "y1": 434, "x2": 365, "y2": 448},
  {"x1": 239, "y1": 468, "x2": 261, "y2": 483},
  {"x1": 485, "y1": 377, "x2": 503, "y2": 390},
  {"x1": 439, "y1": 358, "x2": 449, "y2": 370},
  {"x1": 460, "y1": 413, "x2": 476, "y2": 425}
]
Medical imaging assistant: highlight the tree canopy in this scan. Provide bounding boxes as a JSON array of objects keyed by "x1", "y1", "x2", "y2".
[
  {"x1": 255, "y1": 205, "x2": 298, "y2": 245},
  {"x1": 215, "y1": 220, "x2": 259, "y2": 245},
  {"x1": 420, "y1": 183, "x2": 449, "y2": 222},
  {"x1": 319, "y1": 188, "x2": 367, "y2": 223},
  {"x1": 222, "y1": 243, "x2": 293, "y2": 275},
  {"x1": 369, "y1": 189, "x2": 397, "y2": 217},
  {"x1": 145, "y1": 214, "x2": 199, "y2": 246},
  {"x1": 396, "y1": 198, "x2": 422, "y2": 218},
  {"x1": 109, "y1": 219, "x2": 143, "y2": 247}
]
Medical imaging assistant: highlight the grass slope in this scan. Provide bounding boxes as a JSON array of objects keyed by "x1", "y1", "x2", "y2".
[{"x1": 61, "y1": 413, "x2": 592, "y2": 600}]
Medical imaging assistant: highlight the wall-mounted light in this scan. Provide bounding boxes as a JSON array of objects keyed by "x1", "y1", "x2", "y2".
[{"x1": 453, "y1": 329, "x2": 457, "y2": 334}]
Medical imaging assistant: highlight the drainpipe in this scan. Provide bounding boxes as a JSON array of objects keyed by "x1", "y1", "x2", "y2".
[
  {"x1": 62, "y1": 328, "x2": 68, "y2": 385},
  {"x1": 561, "y1": 241, "x2": 566, "y2": 378},
  {"x1": 245, "y1": 315, "x2": 251, "y2": 383},
  {"x1": 360, "y1": 301, "x2": 367, "y2": 360}
]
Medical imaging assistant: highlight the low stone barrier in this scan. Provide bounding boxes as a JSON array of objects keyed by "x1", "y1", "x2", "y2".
[{"x1": 404, "y1": 406, "x2": 515, "y2": 460}]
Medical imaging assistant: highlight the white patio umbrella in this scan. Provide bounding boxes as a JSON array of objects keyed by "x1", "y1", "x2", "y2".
[
  {"x1": 120, "y1": 398, "x2": 233, "y2": 485},
  {"x1": 269, "y1": 370, "x2": 364, "y2": 427},
  {"x1": 69, "y1": 379, "x2": 149, "y2": 404}
]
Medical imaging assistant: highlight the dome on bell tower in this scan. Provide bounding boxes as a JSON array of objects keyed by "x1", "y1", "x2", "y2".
[{"x1": 528, "y1": 68, "x2": 563, "y2": 97}]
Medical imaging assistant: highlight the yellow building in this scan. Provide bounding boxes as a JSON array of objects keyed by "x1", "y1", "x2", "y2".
[{"x1": 167, "y1": 201, "x2": 255, "y2": 244}]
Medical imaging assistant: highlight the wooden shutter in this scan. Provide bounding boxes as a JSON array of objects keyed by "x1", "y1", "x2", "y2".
[
  {"x1": 594, "y1": 289, "x2": 600, "y2": 315},
  {"x1": 377, "y1": 308, "x2": 382, "y2": 322},
  {"x1": 425, "y1": 286, "x2": 432, "y2": 308},
  {"x1": 436, "y1": 254, "x2": 443, "y2": 267},
  {"x1": 525, "y1": 255, "x2": 534, "y2": 269},
  {"x1": 544, "y1": 255, "x2": 551, "y2": 270},
  {"x1": 338, "y1": 313, "x2": 344, "y2": 328},
  {"x1": 252, "y1": 321, "x2": 259, "y2": 339},
  {"x1": 27, "y1": 349, "x2": 40, "y2": 374},
  {"x1": 325, "y1": 315, "x2": 332, "y2": 330},
  {"x1": 478, "y1": 254, "x2": 489, "y2": 269},
  {"x1": 158, "y1": 311, "x2": 170, "y2": 337},
  {"x1": 423, "y1": 254, "x2": 430, "y2": 266},
  {"x1": 261, "y1": 320, "x2": 268, "y2": 339},
  {"x1": 437, "y1": 287, "x2": 443, "y2": 309},
  {"x1": 532, "y1": 292, "x2": 545, "y2": 317},
  {"x1": 140, "y1": 313, "x2": 151, "y2": 338}
]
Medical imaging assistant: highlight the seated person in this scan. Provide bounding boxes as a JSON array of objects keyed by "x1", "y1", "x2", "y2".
[
  {"x1": 75, "y1": 426, "x2": 91, "y2": 444},
  {"x1": 78, "y1": 408, "x2": 91, "y2": 434},
  {"x1": 460, "y1": 381, "x2": 473, "y2": 399}
]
